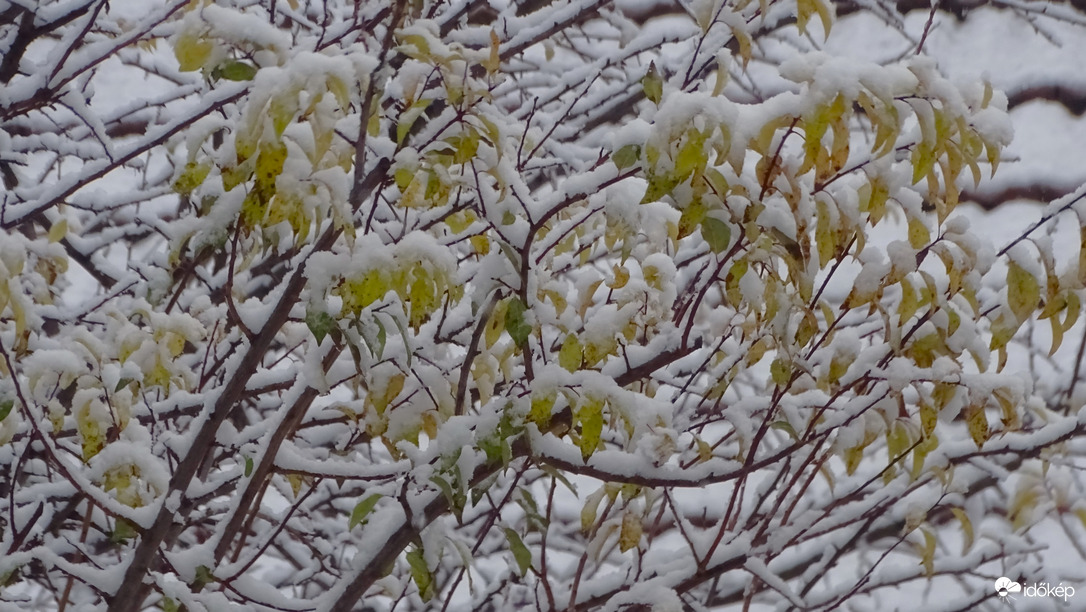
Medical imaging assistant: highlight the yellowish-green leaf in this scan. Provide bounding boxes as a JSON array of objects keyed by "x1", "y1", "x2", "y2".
[
  {"x1": 701, "y1": 217, "x2": 732, "y2": 254},
  {"x1": 887, "y1": 419, "x2": 910, "y2": 462},
  {"x1": 641, "y1": 62, "x2": 663, "y2": 105},
  {"x1": 530, "y1": 390, "x2": 556, "y2": 429},
  {"x1": 612, "y1": 144, "x2": 642, "y2": 170},
  {"x1": 558, "y1": 334, "x2": 582, "y2": 373},
  {"x1": 576, "y1": 396, "x2": 605, "y2": 460},
  {"x1": 174, "y1": 31, "x2": 213, "y2": 72},
  {"x1": 770, "y1": 358, "x2": 790, "y2": 387}
]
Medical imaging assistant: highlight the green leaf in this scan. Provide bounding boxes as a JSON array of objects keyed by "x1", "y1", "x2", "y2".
[
  {"x1": 431, "y1": 474, "x2": 463, "y2": 519},
  {"x1": 701, "y1": 217, "x2": 732, "y2": 254},
  {"x1": 504, "y1": 528, "x2": 532, "y2": 575},
  {"x1": 192, "y1": 565, "x2": 217, "y2": 592},
  {"x1": 612, "y1": 144, "x2": 642, "y2": 170},
  {"x1": 215, "y1": 60, "x2": 257, "y2": 81},
  {"x1": 504, "y1": 298, "x2": 532, "y2": 347},
  {"x1": 306, "y1": 309, "x2": 338, "y2": 344},
  {"x1": 349, "y1": 494, "x2": 382, "y2": 530},
  {"x1": 0, "y1": 399, "x2": 14, "y2": 422},
  {"x1": 407, "y1": 547, "x2": 433, "y2": 601},
  {"x1": 244, "y1": 455, "x2": 254, "y2": 477}
]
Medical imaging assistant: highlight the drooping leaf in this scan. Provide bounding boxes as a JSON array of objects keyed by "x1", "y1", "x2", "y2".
[
  {"x1": 406, "y1": 547, "x2": 433, "y2": 601},
  {"x1": 504, "y1": 298, "x2": 532, "y2": 347},
  {"x1": 305, "y1": 309, "x2": 337, "y2": 344},
  {"x1": 504, "y1": 528, "x2": 532, "y2": 575},
  {"x1": 641, "y1": 62, "x2": 663, "y2": 105}
]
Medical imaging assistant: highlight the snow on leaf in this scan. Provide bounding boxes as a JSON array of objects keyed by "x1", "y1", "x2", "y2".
[
  {"x1": 641, "y1": 62, "x2": 663, "y2": 105},
  {"x1": 558, "y1": 334, "x2": 583, "y2": 373}
]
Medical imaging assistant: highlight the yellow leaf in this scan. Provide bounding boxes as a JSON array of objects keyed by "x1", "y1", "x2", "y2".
[
  {"x1": 485, "y1": 29, "x2": 501, "y2": 74},
  {"x1": 887, "y1": 419, "x2": 911, "y2": 462},
  {"x1": 1008, "y1": 483, "x2": 1040, "y2": 531},
  {"x1": 607, "y1": 264, "x2": 630, "y2": 289},
  {"x1": 898, "y1": 277, "x2": 920, "y2": 323},
  {"x1": 919, "y1": 399, "x2": 936, "y2": 437},
  {"x1": 964, "y1": 403, "x2": 988, "y2": 448},
  {"x1": 907, "y1": 216, "x2": 929, "y2": 249},
  {"x1": 1006, "y1": 261, "x2": 1040, "y2": 324},
  {"x1": 484, "y1": 298, "x2": 507, "y2": 348},
  {"x1": 951, "y1": 507, "x2": 974, "y2": 555},
  {"x1": 844, "y1": 443, "x2": 864, "y2": 476},
  {"x1": 918, "y1": 528, "x2": 936, "y2": 578},
  {"x1": 910, "y1": 433, "x2": 937, "y2": 481},
  {"x1": 618, "y1": 511, "x2": 642, "y2": 552}
]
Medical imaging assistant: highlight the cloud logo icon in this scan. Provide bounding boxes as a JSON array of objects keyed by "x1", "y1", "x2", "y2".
[{"x1": 995, "y1": 577, "x2": 1022, "y2": 598}]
